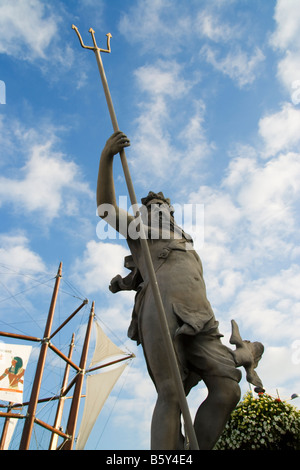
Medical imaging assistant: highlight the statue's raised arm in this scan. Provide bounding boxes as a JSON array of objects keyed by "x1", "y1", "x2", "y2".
[{"x1": 97, "y1": 131, "x2": 132, "y2": 236}]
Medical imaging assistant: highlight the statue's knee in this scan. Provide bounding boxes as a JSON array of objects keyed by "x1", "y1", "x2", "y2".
[{"x1": 157, "y1": 379, "x2": 179, "y2": 404}]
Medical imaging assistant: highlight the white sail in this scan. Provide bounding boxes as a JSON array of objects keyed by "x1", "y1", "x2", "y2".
[
  {"x1": 76, "y1": 363, "x2": 127, "y2": 450},
  {"x1": 75, "y1": 322, "x2": 129, "y2": 450},
  {"x1": 89, "y1": 322, "x2": 125, "y2": 366}
]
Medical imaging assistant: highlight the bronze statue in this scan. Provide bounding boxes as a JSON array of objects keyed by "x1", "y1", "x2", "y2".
[{"x1": 97, "y1": 131, "x2": 264, "y2": 450}]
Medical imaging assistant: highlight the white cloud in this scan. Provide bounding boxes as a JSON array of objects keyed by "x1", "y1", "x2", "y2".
[
  {"x1": 223, "y1": 146, "x2": 258, "y2": 188},
  {"x1": 0, "y1": 0, "x2": 78, "y2": 84},
  {"x1": 72, "y1": 240, "x2": 130, "y2": 295},
  {"x1": 186, "y1": 107, "x2": 300, "y2": 305},
  {"x1": 177, "y1": 100, "x2": 216, "y2": 179},
  {"x1": 190, "y1": 186, "x2": 241, "y2": 236},
  {"x1": 134, "y1": 60, "x2": 190, "y2": 97},
  {"x1": 0, "y1": 232, "x2": 46, "y2": 318},
  {"x1": 0, "y1": 233, "x2": 45, "y2": 277},
  {"x1": 276, "y1": 53, "x2": 300, "y2": 98},
  {"x1": 195, "y1": 10, "x2": 239, "y2": 43},
  {"x1": 71, "y1": 240, "x2": 135, "y2": 339},
  {"x1": 270, "y1": 0, "x2": 300, "y2": 94},
  {"x1": 130, "y1": 61, "x2": 212, "y2": 185},
  {"x1": 258, "y1": 103, "x2": 300, "y2": 157},
  {"x1": 0, "y1": 121, "x2": 92, "y2": 221},
  {"x1": 201, "y1": 44, "x2": 265, "y2": 88},
  {"x1": 130, "y1": 99, "x2": 175, "y2": 181},
  {"x1": 270, "y1": 0, "x2": 300, "y2": 51},
  {"x1": 118, "y1": 0, "x2": 189, "y2": 56},
  {"x1": 253, "y1": 345, "x2": 300, "y2": 399},
  {"x1": 130, "y1": 62, "x2": 188, "y2": 181},
  {"x1": 221, "y1": 137, "x2": 300, "y2": 251},
  {"x1": 131, "y1": 101, "x2": 213, "y2": 185},
  {"x1": 232, "y1": 151, "x2": 300, "y2": 242},
  {"x1": 230, "y1": 265, "x2": 300, "y2": 342},
  {"x1": 119, "y1": 0, "x2": 240, "y2": 58},
  {"x1": 0, "y1": 0, "x2": 58, "y2": 61}
]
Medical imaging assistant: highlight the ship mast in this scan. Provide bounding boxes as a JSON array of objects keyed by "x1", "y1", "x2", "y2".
[
  {"x1": 0, "y1": 263, "x2": 88, "y2": 449},
  {"x1": 0, "y1": 262, "x2": 133, "y2": 450}
]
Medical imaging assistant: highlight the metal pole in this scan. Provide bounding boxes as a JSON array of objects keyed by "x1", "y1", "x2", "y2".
[
  {"x1": 62, "y1": 302, "x2": 95, "y2": 450},
  {"x1": 72, "y1": 26, "x2": 199, "y2": 450},
  {"x1": 86, "y1": 353, "x2": 134, "y2": 374},
  {"x1": 0, "y1": 331, "x2": 41, "y2": 343},
  {"x1": 0, "y1": 403, "x2": 14, "y2": 450},
  {"x1": 19, "y1": 262, "x2": 62, "y2": 450},
  {"x1": 49, "y1": 333, "x2": 75, "y2": 450},
  {"x1": 48, "y1": 342, "x2": 81, "y2": 372},
  {"x1": 49, "y1": 299, "x2": 88, "y2": 340}
]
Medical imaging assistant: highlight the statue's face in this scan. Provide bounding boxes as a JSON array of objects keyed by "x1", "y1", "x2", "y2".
[
  {"x1": 146, "y1": 198, "x2": 166, "y2": 208},
  {"x1": 145, "y1": 200, "x2": 174, "y2": 227}
]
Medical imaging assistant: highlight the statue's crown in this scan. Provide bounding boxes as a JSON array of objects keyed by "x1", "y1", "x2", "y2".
[{"x1": 141, "y1": 191, "x2": 171, "y2": 207}]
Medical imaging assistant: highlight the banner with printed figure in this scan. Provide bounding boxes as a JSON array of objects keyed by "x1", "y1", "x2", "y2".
[{"x1": 0, "y1": 343, "x2": 32, "y2": 403}]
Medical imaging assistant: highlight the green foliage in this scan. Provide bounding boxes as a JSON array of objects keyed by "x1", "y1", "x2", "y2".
[{"x1": 214, "y1": 391, "x2": 300, "y2": 450}]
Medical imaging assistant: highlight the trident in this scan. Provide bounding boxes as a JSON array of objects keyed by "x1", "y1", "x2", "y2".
[{"x1": 72, "y1": 25, "x2": 199, "y2": 450}]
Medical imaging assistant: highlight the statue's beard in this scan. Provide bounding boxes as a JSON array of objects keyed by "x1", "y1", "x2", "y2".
[{"x1": 142, "y1": 205, "x2": 185, "y2": 240}]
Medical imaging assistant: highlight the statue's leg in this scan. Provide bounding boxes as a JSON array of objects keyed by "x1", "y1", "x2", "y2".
[
  {"x1": 140, "y1": 295, "x2": 182, "y2": 449},
  {"x1": 193, "y1": 375, "x2": 240, "y2": 449},
  {"x1": 150, "y1": 377, "x2": 181, "y2": 449}
]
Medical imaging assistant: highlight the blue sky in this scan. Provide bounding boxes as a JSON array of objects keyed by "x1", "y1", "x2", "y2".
[{"x1": 1, "y1": 0, "x2": 300, "y2": 450}]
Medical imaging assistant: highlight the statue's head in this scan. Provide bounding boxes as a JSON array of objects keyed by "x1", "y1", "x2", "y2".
[{"x1": 141, "y1": 191, "x2": 174, "y2": 216}]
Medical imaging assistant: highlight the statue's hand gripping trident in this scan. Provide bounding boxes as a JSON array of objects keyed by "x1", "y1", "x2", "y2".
[{"x1": 72, "y1": 26, "x2": 199, "y2": 450}]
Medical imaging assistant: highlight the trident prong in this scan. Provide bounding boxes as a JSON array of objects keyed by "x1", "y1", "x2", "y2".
[{"x1": 72, "y1": 25, "x2": 112, "y2": 53}]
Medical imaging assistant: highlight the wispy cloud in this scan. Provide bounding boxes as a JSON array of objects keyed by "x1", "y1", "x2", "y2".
[
  {"x1": 270, "y1": 0, "x2": 300, "y2": 96},
  {"x1": 195, "y1": 9, "x2": 240, "y2": 43},
  {"x1": 0, "y1": 232, "x2": 47, "y2": 326},
  {"x1": 71, "y1": 240, "x2": 129, "y2": 295},
  {"x1": 201, "y1": 45, "x2": 265, "y2": 88},
  {"x1": 0, "y1": 0, "x2": 59, "y2": 61},
  {"x1": 120, "y1": 0, "x2": 265, "y2": 89},
  {"x1": 0, "y1": 0, "x2": 82, "y2": 84},
  {"x1": 129, "y1": 60, "x2": 213, "y2": 186},
  {"x1": 119, "y1": 0, "x2": 189, "y2": 56},
  {"x1": 0, "y1": 119, "x2": 92, "y2": 222},
  {"x1": 186, "y1": 96, "x2": 300, "y2": 348},
  {"x1": 0, "y1": 232, "x2": 45, "y2": 277},
  {"x1": 258, "y1": 103, "x2": 300, "y2": 157}
]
